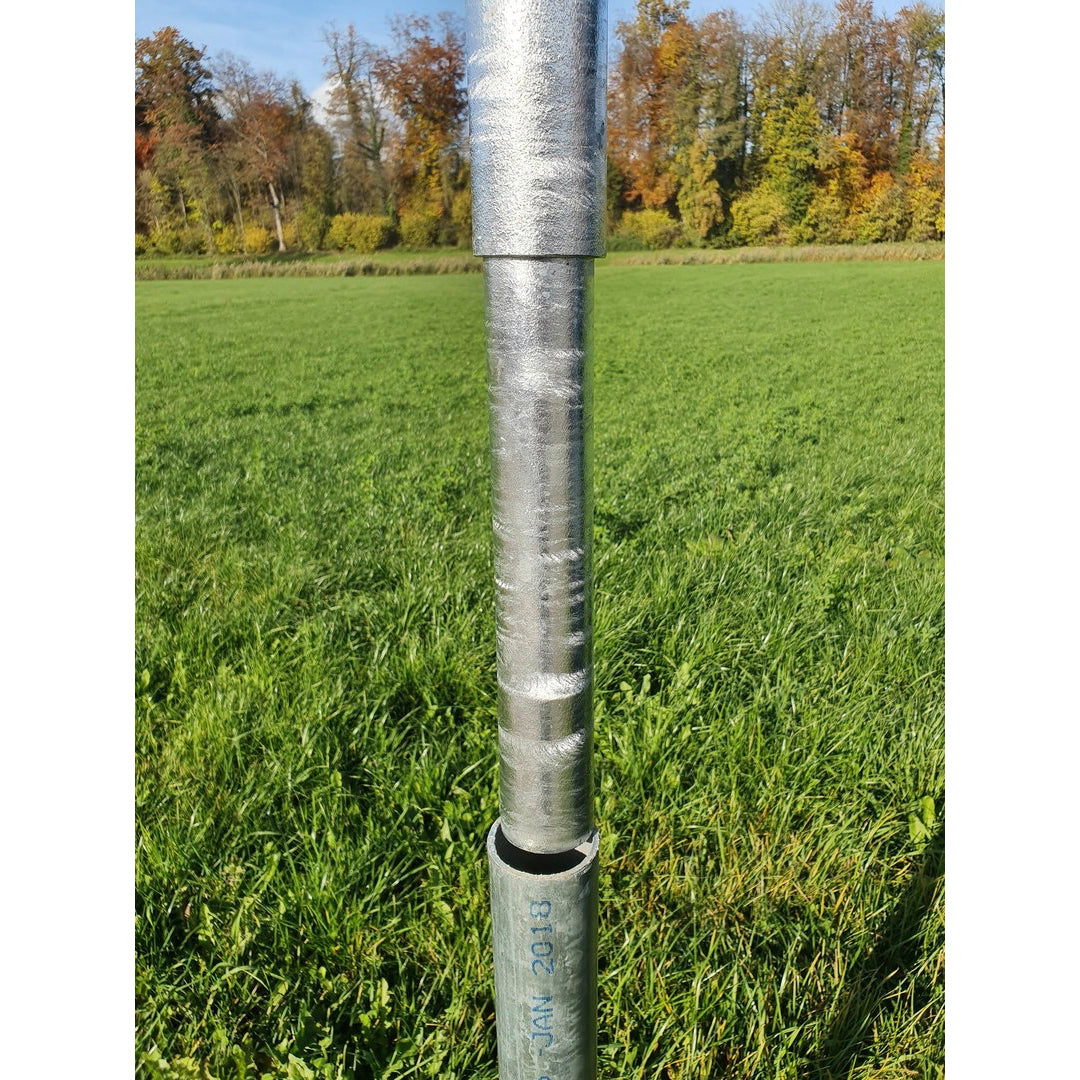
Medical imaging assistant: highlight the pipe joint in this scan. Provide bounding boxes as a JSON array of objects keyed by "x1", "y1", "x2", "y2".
[{"x1": 467, "y1": 0, "x2": 608, "y2": 256}]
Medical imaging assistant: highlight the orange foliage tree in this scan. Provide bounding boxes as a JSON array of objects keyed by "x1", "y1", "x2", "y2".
[{"x1": 373, "y1": 14, "x2": 466, "y2": 220}]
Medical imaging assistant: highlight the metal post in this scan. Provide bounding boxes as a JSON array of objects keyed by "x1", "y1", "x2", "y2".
[{"x1": 466, "y1": 0, "x2": 606, "y2": 1076}]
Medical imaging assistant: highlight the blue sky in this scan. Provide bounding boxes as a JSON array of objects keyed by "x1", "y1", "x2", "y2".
[{"x1": 135, "y1": 0, "x2": 908, "y2": 97}]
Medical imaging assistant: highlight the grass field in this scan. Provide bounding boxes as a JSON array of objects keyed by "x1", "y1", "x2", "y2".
[{"x1": 136, "y1": 261, "x2": 944, "y2": 1080}]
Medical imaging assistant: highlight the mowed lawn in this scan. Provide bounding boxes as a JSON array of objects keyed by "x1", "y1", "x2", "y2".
[{"x1": 136, "y1": 262, "x2": 944, "y2": 1080}]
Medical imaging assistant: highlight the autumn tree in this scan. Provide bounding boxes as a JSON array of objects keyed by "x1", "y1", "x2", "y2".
[
  {"x1": 373, "y1": 13, "x2": 467, "y2": 219},
  {"x1": 805, "y1": 131, "x2": 867, "y2": 241},
  {"x1": 322, "y1": 23, "x2": 391, "y2": 216},
  {"x1": 214, "y1": 54, "x2": 296, "y2": 251},
  {"x1": 892, "y1": 4, "x2": 945, "y2": 173},
  {"x1": 609, "y1": 2, "x2": 749, "y2": 234},
  {"x1": 133, "y1": 2, "x2": 942, "y2": 254},
  {"x1": 820, "y1": 0, "x2": 876, "y2": 143},
  {"x1": 608, "y1": 0, "x2": 692, "y2": 212},
  {"x1": 676, "y1": 135, "x2": 724, "y2": 240},
  {"x1": 135, "y1": 27, "x2": 219, "y2": 240},
  {"x1": 746, "y1": 0, "x2": 827, "y2": 181},
  {"x1": 903, "y1": 149, "x2": 943, "y2": 239}
]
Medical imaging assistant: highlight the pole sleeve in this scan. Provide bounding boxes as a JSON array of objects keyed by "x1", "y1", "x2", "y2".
[
  {"x1": 467, "y1": 0, "x2": 607, "y2": 257},
  {"x1": 488, "y1": 823, "x2": 599, "y2": 1080}
]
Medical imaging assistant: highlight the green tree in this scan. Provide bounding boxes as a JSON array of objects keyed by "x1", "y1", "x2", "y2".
[
  {"x1": 289, "y1": 84, "x2": 336, "y2": 249},
  {"x1": 697, "y1": 11, "x2": 749, "y2": 225},
  {"x1": 676, "y1": 136, "x2": 723, "y2": 241},
  {"x1": 762, "y1": 93, "x2": 823, "y2": 233}
]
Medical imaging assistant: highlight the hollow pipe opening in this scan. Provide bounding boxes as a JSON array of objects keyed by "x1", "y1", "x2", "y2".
[
  {"x1": 487, "y1": 819, "x2": 600, "y2": 1079},
  {"x1": 492, "y1": 822, "x2": 594, "y2": 875}
]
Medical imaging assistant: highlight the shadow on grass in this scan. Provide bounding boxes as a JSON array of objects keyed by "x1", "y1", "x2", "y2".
[{"x1": 808, "y1": 819, "x2": 945, "y2": 1079}]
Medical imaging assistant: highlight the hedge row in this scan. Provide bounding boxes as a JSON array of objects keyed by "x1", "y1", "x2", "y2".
[
  {"x1": 137, "y1": 208, "x2": 464, "y2": 257},
  {"x1": 137, "y1": 198, "x2": 944, "y2": 257}
]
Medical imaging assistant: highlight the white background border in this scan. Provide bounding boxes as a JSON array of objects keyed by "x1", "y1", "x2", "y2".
[{"x1": 5, "y1": 0, "x2": 1079, "y2": 1073}]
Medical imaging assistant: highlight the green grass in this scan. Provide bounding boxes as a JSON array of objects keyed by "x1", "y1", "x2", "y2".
[{"x1": 136, "y1": 261, "x2": 944, "y2": 1080}]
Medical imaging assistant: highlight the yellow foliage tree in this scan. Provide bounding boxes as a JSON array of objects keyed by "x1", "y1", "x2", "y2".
[
  {"x1": 676, "y1": 136, "x2": 724, "y2": 241},
  {"x1": 805, "y1": 188, "x2": 849, "y2": 244},
  {"x1": 242, "y1": 223, "x2": 274, "y2": 254},
  {"x1": 730, "y1": 187, "x2": 787, "y2": 246},
  {"x1": 851, "y1": 172, "x2": 908, "y2": 242},
  {"x1": 905, "y1": 153, "x2": 944, "y2": 241},
  {"x1": 611, "y1": 208, "x2": 684, "y2": 249},
  {"x1": 806, "y1": 133, "x2": 868, "y2": 243}
]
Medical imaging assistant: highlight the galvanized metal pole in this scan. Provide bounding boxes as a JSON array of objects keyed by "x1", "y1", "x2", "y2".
[{"x1": 466, "y1": 0, "x2": 606, "y2": 1076}]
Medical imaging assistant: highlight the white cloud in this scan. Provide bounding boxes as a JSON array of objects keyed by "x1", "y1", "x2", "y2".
[{"x1": 311, "y1": 77, "x2": 335, "y2": 126}]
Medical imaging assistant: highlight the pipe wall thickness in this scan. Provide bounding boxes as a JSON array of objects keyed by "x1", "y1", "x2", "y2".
[
  {"x1": 488, "y1": 822, "x2": 599, "y2": 1080},
  {"x1": 486, "y1": 257, "x2": 594, "y2": 853}
]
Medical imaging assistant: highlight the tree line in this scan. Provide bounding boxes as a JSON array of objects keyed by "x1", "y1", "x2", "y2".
[{"x1": 134, "y1": 0, "x2": 943, "y2": 257}]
